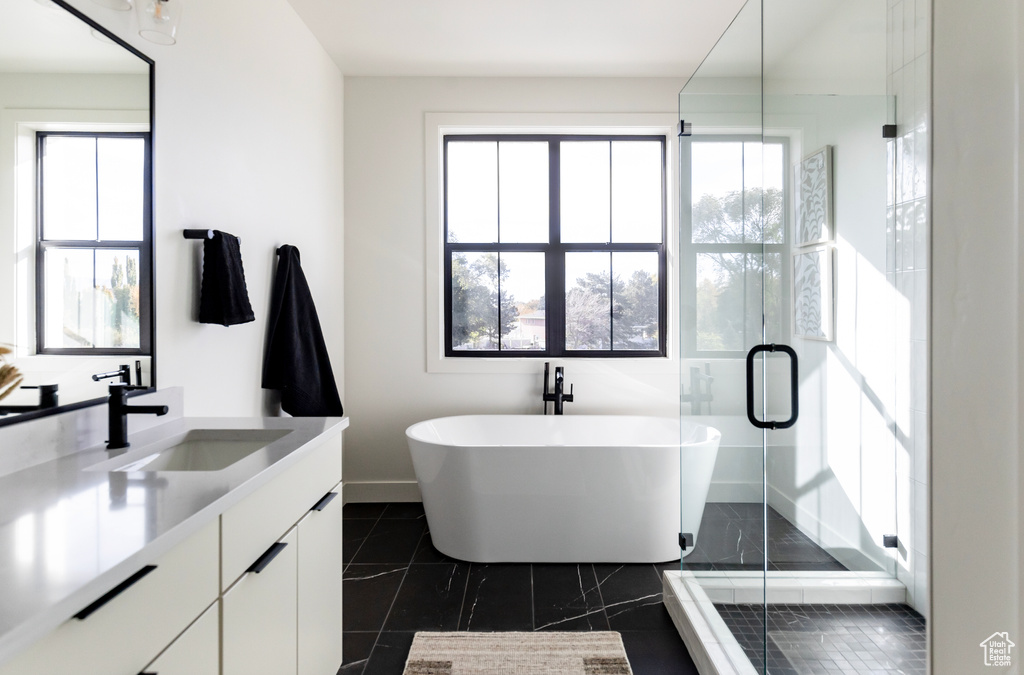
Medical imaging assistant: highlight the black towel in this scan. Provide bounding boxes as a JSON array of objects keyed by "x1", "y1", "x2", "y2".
[
  {"x1": 199, "y1": 230, "x2": 255, "y2": 326},
  {"x1": 261, "y1": 245, "x2": 344, "y2": 417}
]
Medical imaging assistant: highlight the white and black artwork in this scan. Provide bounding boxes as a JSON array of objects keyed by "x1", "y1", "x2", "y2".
[
  {"x1": 796, "y1": 146, "x2": 833, "y2": 246},
  {"x1": 793, "y1": 245, "x2": 833, "y2": 341}
]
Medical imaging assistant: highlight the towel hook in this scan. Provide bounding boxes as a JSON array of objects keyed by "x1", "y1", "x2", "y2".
[{"x1": 183, "y1": 229, "x2": 214, "y2": 240}]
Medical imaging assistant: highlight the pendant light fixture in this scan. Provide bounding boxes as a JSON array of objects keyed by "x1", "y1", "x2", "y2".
[{"x1": 135, "y1": 0, "x2": 181, "y2": 45}]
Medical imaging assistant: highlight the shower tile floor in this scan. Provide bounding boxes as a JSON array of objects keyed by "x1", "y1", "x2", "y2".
[
  {"x1": 715, "y1": 603, "x2": 927, "y2": 674},
  {"x1": 340, "y1": 502, "x2": 922, "y2": 675}
]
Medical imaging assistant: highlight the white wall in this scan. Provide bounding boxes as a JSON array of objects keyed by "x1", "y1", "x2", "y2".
[
  {"x1": 759, "y1": 94, "x2": 897, "y2": 576},
  {"x1": 931, "y1": 0, "x2": 1022, "y2": 671},
  {"x1": 343, "y1": 77, "x2": 689, "y2": 498},
  {"x1": 56, "y1": 0, "x2": 347, "y2": 418}
]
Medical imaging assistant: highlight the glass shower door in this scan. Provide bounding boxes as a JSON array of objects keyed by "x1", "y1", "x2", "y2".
[
  {"x1": 676, "y1": 1, "x2": 771, "y2": 672},
  {"x1": 677, "y1": 2, "x2": 902, "y2": 673}
]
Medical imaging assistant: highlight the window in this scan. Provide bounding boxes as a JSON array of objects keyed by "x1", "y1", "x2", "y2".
[
  {"x1": 444, "y1": 135, "x2": 667, "y2": 358},
  {"x1": 680, "y1": 136, "x2": 790, "y2": 357},
  {"x1": 36, "y1": 132, "x2": 151, "y2": 354}
]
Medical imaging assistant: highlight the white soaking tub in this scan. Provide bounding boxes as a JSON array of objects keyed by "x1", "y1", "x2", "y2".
[{"x1": 405, "y1": 415, "x2": 721, "y2": 563}]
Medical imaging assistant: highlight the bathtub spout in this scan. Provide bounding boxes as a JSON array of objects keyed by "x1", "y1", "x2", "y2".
[{"x1": 542, "y1": 363, "x2": 574, "y2": 415}]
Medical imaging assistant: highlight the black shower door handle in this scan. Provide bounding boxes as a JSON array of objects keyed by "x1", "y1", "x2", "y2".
[{"x1": 745, "y1": 344, "x2": 799, "y2": 430}]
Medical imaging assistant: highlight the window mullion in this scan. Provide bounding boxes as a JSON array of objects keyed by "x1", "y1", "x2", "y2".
[
  {"x1": 607, "y1": 142, "x2": 614, "y2": 350},
  {"x1": 496, "y1": 143, "x2": 502, "y2": 351},
  {"x1": 608, "y1": 251, "x2": 615, "y2": 351},
  {"x1": 93, "y1": 137, "x2": 100, "y2": 242},
  {"x1": 548, "y1": 140, "x2": 563, "y2": 357}
]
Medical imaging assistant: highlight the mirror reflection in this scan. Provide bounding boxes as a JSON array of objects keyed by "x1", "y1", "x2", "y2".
[{"x1": 0, "y1": 0, "x2": 153, "y2": 424}]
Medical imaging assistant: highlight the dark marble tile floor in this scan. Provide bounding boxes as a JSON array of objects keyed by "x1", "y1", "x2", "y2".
[
  {"x1": 679, "y1": 503, "x2": 847, "y2": 573},
  {"x1": 340, "y1": 502, "x2": 698, "y2": 675}
]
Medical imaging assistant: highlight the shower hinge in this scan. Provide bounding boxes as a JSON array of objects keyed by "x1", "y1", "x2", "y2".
[
  {"x1": 882, "y1": 534, "x2": 899, "y2": 549},
  {"x1": 882, "y1": 124, "x2": 897, "y2": 139},
  {"x1": 679, "y1": 532, "x2": 694, "y2": 551},
  {"x1": 677, "y1": 120, "x2": 692, "y2": 137}
]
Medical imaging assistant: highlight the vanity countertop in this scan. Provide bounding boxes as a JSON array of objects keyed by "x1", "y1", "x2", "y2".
[{"x1": 0, "y1": 415, "x2": 349, "y2": 664}]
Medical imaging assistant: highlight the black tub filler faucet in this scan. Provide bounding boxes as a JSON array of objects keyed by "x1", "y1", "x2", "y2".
[{"x1": 542, "y1": 362, "x2": 574, "y2": 415}]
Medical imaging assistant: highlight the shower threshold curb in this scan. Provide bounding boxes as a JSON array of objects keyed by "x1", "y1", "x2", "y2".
[{"x1": 662, "y1": 570, "x2": 907, "y2": 675}]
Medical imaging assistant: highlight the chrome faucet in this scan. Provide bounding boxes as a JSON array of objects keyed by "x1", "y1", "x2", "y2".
[
  {"x1": 107, "y1": 383, "x2": 168, "y2": 449},
  {"x1": 542, "y1": 362, "x2": 574, "y2": 415},
  {"x1": 92, "y1": 364, "x2": 131, "y2": 385}
]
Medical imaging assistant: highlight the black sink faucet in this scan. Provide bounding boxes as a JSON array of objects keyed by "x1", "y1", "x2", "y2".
[
  {"x1": 107, "y1": 384, "x2": 168, "y2": 449},
  {"x1": 542, "y1": 362, "x2": 574, "y2": 415},
  {"x1": 0, "y1": 384, "x2": 59, "y2": 415}
]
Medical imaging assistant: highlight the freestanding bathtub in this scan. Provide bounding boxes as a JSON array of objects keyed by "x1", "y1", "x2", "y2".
[{"x1": 405, "y1": 415, "x2": 721, "y2": 563}]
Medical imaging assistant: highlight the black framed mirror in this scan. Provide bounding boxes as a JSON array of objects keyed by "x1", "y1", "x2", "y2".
[{"x1": 0, "y1": 0, "x2": 155, "y2": 426}]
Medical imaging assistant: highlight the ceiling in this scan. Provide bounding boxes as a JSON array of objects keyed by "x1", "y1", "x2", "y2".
[
  {"x1": 0, "y1": 0, "x2": 148, "y2": 74},
  {"x1": 285, "y1": 0, "x2": 749, "y2": 78}
]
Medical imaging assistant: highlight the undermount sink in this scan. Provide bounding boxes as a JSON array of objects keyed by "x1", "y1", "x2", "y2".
[{"x1": 88, "y1": 429, "x2": 292, "y2": 472}]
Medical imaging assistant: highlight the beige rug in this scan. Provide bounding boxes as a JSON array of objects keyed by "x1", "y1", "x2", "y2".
[{"x1": 402, "y1": 632, "x2": 633, "y2": 675}]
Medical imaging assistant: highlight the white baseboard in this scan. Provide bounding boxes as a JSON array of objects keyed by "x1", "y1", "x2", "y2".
[
  {"x1": 706, "y1": 482, "x2": 762, "y2": 503},
  {"x1": 767, "y1": 485, "x2": 888, "y2": 572},
  {"x1": 344, "y1": 480, "x2": 762, "y2": 505},
  {"x1": 343, "y1": 481, "x2": 422, "y2": 504}
]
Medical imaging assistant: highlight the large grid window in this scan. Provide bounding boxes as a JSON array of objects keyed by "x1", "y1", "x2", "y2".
[
  {"x1": 444, "y1": 135, "x2": 667, "y2": 358},
  {"x1": 36, "y1": 132, "x2": 151, "y2": 354},
  {"x1": 681, "y1": 136, "x2": 790, "y2": 357}
]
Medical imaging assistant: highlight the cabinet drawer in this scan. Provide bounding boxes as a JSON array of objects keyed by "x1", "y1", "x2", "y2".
[
  {"x1": 221, "y1": 433, "x2": 341, "y2": 588},
  {"x1": 223, "y1": 527, "x2": 299, "y2": 675},
  {"x1": 298, "y1": 482, "x2": 343, "y2": 675},
  {"x1": 0, "y1": 520, "x2": 219, "y2": 675}
]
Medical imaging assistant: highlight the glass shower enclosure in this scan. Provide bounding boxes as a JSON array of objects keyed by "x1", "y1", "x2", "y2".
[{"x1": 667, "y1": 1, "x2": 925, "y2": 672}]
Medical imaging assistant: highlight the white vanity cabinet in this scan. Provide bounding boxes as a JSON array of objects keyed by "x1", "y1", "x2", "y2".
[
  {"x1": 220, "y1": 432, "x2": 343, "y2": 675},
  {"x1": 297, "y1": 486, "x2": 344, "y2": 675},
  {"x1": 0, "y1": 423, "x2": 345, "y2": 675},
  {"x1": 223, "y1": 527, "x2": 300, "y2": 675},
  {"x1": 142, "y1": 602, "x2": 220, "y2": 675},
  {"x1": 0, "y1": 520, "x2": 220, "y2": 675}
]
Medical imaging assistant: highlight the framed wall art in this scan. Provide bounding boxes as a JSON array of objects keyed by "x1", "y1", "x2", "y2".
[
  {"x1": 793, "y1": 244, "x2": 834, "y2": 341},
  {"x1": 796, "y1": 145, "x2": 833, "y2": 247}
]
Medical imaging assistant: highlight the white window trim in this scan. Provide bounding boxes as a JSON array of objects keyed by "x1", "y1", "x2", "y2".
[
  {"x1": 424, "y1": 112, "x2": 680, "y2": 374},
  {"x1": 0, "y1": 108, "x2": 149, "y2": 402}
]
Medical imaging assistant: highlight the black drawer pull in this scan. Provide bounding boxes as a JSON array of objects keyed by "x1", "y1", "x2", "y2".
[
  {"x1": 74, "y1": 565, "x2": 157, "y2": 620},
  {"x1": 310, "y1": 491, "x2": 338, "y2": 512},
  {"x1": 247, "y1": 542, "x2": 288, "y2": 574}
]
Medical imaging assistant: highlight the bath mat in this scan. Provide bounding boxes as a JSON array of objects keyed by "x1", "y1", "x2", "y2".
[{"x1": 402, "y1": 631, "x2": 633, "y2": 675}]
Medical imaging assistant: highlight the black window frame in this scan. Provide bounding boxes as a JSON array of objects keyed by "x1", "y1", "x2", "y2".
[
  {"x1": 35, "y1": 130, "x2": 153, "y2": 356},
  {"x1": 443, "y1": 134, "x2": 668, "y2": 359},
  {"x1": 680, "y1": 134, "x2": 791, "y2": 358}
]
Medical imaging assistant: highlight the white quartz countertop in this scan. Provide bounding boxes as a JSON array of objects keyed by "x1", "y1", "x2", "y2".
[{"x1": 0, "y1": 415, "x2": 349, "y2": 664}]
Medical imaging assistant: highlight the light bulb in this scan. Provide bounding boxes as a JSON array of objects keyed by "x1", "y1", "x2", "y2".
[
  {"x1": 146, "y1": 0, "x2": 169, "y2": 23},
  {"x1": 136, "y1": 0, "x2": 181, "y2": 45}
]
